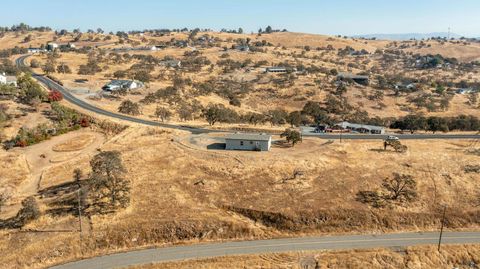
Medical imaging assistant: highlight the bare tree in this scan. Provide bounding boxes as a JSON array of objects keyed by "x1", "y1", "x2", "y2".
[{"x1": 382, "y1": 173, "x2": 417, "y2": 202}]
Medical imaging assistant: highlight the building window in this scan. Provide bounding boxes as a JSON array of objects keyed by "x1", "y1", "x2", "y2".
[
  {"x1": 250, "y1": 141, "x2": 253, "y2": 145},
  {"x1": 240, "y1": 141, "x2": 244, "y2": 146}
]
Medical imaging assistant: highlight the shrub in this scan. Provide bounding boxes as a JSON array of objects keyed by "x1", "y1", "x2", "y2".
[
  {"x1": 79, "y1": 117, "x2": 91, "y2": 127},
  {"x1": 118, "y1": 100, "x2": 141, "y2": 115},
  {"x1": 48, "y1": 90, "x2": 63, "y2": 102},
  {"x1": 356, "y1": 191, "x2": 385, "y2": 208}
]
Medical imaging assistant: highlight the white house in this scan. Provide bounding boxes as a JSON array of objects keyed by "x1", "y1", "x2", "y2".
[
  {"x1": 0, "y1": 73, "x2": 6, "y2": 84},
  {"x1": 0, "y1": 73, "x2": 17, "y2": 87},
  {"x1": 225, "y1": 133, "x2": 272, "y2": 151},
  {"x1": 28, "y1": 48, "x2": 46, "y2": 54},
  {"x1": 102, "y1": 80, "x2": 143, "y2": 91},
  {"x1": 47, "y1": 42, "x2": 59, "y2": 51},
  {"x1": 265, "y1": 67, "x2": 288, "y2": 73}
]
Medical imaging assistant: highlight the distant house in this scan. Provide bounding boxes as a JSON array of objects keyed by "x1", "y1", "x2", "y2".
[
  {"x1": 456, "y1": 88, "x2": 476, "y2": 94},
  {"x1": 394, "y1": 83, "x2": 417, "y2": 91},
  {"x1": 235, "y1": 44, "x2": 250, "y2": 52},
  {"x1": 225, "y1": 133, "x2": 272, "y2": 151},
  {"x1": 102, "y1": 80, "x2": 143, "y2": 91},
  {"x1": 174, "y1": 40, "x2": 188, "y2": 48},
  {"x1": 265, "y1": 67, "x2": 296, "y2": 73},
  {"x1": 0, "y1": 73, "x2": 17, "y2": 87},
  {"x1": 28, "y1": 48, "x2": 46, "y2": 54},
  {"x1": 337, "y1": 72, "x2": 369, "y2": 85},
  {"x1": 59, "y1": 43, "x2": 76, "y2": 49},
  {"x1": 335, "y1": 121, "x2": 385, "y2": 134},
  {"x1": 47, "y1": 42, "x2": 59, "y2": 51},
  {"x1": 159, "y1": 60, "x2": 182, "y2": 68},
  {"x1": 149, "y1": 45, "x2": 166, "y2": 51}
]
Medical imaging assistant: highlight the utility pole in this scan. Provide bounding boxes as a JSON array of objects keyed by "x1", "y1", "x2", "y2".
[
  {"x1": 77, "y1": 188, "x2": 83, "y2": 254},
  {"x1": 437, "y1": 205, "x2": 447, "y2": 251}
]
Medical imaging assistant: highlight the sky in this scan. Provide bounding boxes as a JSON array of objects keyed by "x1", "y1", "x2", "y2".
[{"x1": 2, "y1": 0, "x2": 480, "y2": 37}]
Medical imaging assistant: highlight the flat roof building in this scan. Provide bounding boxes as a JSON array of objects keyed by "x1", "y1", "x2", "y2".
[
  {"x1": 335, "y1": 121, "x2": 385, "y2": 134},
  {"x1": 225, "y1": 133, "x2": 272, "y2": 151},
  {"x1": 47, "y1": 42, "x2": 59, "y2": 51},
  {"x1": 265, "y1": 67, "x2": 296, "y2": 73},
  {"x1": 0, "y1": 73, "x2": 17, "y2": 87},
  {"x1": 337, "y1": 72, "x2": 369, "y2": 85},
  {"x1": 102, "y1": 80, "x2": 143, "y2": 91}
]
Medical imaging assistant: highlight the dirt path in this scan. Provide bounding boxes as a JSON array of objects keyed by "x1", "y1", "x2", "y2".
[{"x1": 6, "y1": 129, "x2": 105, "y2": 215}]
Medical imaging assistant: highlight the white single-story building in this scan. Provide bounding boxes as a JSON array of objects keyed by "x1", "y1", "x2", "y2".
[
  {"x1": 47, "y1": 42, "x2": 59, "y2": 51},
  {"x1": 28, "y1": 48, "x2": 47, "y2": 54},
  {"x1": 102, "y1": 80, "x2": 143, "y2": 91},
  {"x1": 0, "y1": 73, "x2": 17, "y2": 87},
  {"x1": 265, "y1": 67, "x2": 290, "y2": 73},
  {"x1": 335, "y1": 121, "x2": 385, "y2": 134},
  {"x1": 225, "y1": 133, "x2": 272, "y2": 151}
]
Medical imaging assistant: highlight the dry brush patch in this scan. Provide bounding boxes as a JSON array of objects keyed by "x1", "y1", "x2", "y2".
[{"x1": 51, "y1": 133, "x2": 96, "y2": 152}]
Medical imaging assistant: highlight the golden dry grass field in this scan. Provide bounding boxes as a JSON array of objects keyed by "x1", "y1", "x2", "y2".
[{"x1": 0, "y1": 125, "x2": 479, "y2": 268}]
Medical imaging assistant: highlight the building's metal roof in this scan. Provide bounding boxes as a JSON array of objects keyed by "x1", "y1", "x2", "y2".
[
  {"x1": 107, "y1": 80, "x2": 133, "y2": 86},
  {"x1": 266, "y1": 67, "x2": 288, "y2": 71},
  {"x1": 336, "y1": 121, "x2": 385, "y2": 131},
  {"x1": 225, "y1": 133, "x2": 272, "y2": 141}
]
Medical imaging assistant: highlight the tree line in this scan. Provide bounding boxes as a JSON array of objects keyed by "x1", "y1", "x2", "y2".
[{"x1": 391, "y1": 114, "x2": 480, "y2": 133}]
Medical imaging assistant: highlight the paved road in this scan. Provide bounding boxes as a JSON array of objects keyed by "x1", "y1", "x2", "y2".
[
  {"x1": 49, "y1": 231, "x2": 480, "y2": 269},
  {"x1": 16, "y1": 55, "x2": 480, "y2": 140},
  {"x1": 303, "y1": 133, "x2": 480, "y2": 140},
  {"x1": 16, "y1": 55, "x2": 212, "y2": 135}
]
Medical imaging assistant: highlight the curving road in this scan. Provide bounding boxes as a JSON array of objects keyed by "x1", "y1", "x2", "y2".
[
  {"x1": 49, "y1": 231, "x2": 480, "y2": 269},
  {"x1": 16, "y1": 55, "x2": 480, "y2": 141},
  {"x1": 16, "y1": 55, "x2": 212, "y2": 134}
]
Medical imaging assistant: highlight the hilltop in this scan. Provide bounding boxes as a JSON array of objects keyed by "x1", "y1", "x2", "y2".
[{"x1": 353, "y1": 32, "x2": 464, "y2": 40}]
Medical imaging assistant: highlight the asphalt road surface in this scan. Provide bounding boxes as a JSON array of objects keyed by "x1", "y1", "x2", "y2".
[
  {"x1": 49, "y1": 231, "x2": 480, "y2": 269},
  {"x1": 16, "y1": 55, "x2": 480, "y2": 140}
]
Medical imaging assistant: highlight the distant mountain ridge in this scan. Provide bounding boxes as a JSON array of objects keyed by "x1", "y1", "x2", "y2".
[{"x1": 352, "y1": 32, "x2": 463, "y2": 40}]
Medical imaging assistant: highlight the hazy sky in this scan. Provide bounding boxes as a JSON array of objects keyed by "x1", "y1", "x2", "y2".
[{"x1": 2, "y1": 0, "x2": 479, "y2": 36}]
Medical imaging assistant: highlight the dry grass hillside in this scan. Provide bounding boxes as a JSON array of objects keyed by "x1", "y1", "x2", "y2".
[{"x1": 0, "y1": 125, "x2": 479, "y2": 268}]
